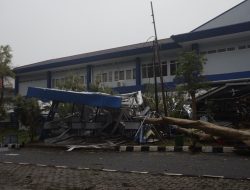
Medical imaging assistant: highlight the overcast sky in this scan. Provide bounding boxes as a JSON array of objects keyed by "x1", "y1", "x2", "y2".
[{"x1": 0, "y1": 0, "x2": 244, "y2": 67}]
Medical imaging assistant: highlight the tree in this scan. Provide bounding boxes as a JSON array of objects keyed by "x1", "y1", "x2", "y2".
[
  {"x1": 57, "y1": 73, "x2": 85, "y2": 92},
  {"x1": 0, "y1": 45, "x2": 14, "y2": 112},
  {"x1": 89, "y1": 81, "x2": 113, "y2": 94},
  {"x1": 14, "y1": 96, "x2": 42, "y2": 142},
  {"x1": 0, "y1": 45, "x2": 14, "y2": 100},
  {"x1": 56, "y1": 74, "x2": 86, "y2": 118},
  {"x1": 175, "y1": 51, "x2": 208, "y2": 120}
]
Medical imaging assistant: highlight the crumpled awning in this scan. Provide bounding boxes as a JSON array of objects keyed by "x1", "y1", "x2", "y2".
[{"x1": 27, "y1": 87, "x2": 122, "y2": 108}]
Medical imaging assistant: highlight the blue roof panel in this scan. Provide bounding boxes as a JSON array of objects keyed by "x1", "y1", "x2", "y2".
[{"x1": 27, "y1": 87, "x2": 122, "y2": 108}]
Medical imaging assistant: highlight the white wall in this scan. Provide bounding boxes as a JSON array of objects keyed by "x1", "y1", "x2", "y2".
[
  {"x1": 51, "y1": 68, "x2": 87, "y2": 88},
  {"x1": 19, "y1": 79, "x2": 47, "y2": 96},
  {"x1": 200, "y1": 41, "x2": 250, "y2": 78},
  {"x1": 92, "y1": 61, "x2": 136, "y2": 88},
  {"x1": 16, "y1": 34, "x2": 250, "y2": 93},
  {"x1": 141, "y1": 56, "x2": 177, "y2": 85}
]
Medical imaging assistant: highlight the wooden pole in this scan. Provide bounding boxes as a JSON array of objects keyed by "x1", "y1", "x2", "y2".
[
  {"x1": 152, "y1": 41, "x2": 159, "y2": 113},
  {"x1": 150, "y1": 2, "x2": 168, "y2": 116}
]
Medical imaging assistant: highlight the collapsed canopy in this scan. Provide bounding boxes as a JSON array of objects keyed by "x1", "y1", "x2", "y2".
[{"x1": 27, "y1": 87, "x2": 122, "y2": 108}]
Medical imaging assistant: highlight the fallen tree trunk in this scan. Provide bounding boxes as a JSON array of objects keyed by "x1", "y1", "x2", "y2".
[
  {"x1": 175, "y1": 126, "x2": 215, "y2": 141},
  {"x1": 145, "y1": 117, "x2": 250, "y2": 145},
  {"x1": 174, "y1": 126, "x2": 214, "y2": 142}
]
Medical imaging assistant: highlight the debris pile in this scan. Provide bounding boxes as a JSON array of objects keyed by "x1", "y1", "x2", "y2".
[{"x1": 26, "y1": 86, "x2": 250, "y2": 149}]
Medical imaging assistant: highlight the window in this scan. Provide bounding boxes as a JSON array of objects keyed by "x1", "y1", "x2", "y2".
[
  {"x1": 142, "y1": 65, "x2": 147, "y2": 78},
  {"x1": 227, "y1": 47, "x2": 235, "y2": 51},
  {"x1": 114, "y1": 71, "x2": 119, "y2": 81},
  {"x1": 162, "y1": 62, "x2": 167, "y2": 76},
  {"x1": 126, "y1": 70, "x2": 132, "y2": 80},
  {"x1": 60, "y1": 78, "x2": 65, "y2": 85},
  {"x1": 207, "y1": 50, "x2": 216, "y2": 54},
  {"x1": 108, "y1": 71, "x2": 112, "y2": 82},
  {"x1": 170, "y1": 60, "x2": 177, "y2": 76},
  {"x1": 218, "y1": 48, "x2": 226, "y2": 53},
  {"x1": 119, "y1": 71, "x2": 124, "y2": 80},
  {"x1": 147, "y1": 63, "x2": 153, "y2": 78},
  {"x1": 95, "y1": 74, "x2": 101, "y2": 83},
  {"x1": 65, "y1": 76, "x2": 70, "y2": 83},
  {"x1": 238, "y1": 45, "x2": 246, "y2": 50},
  {"x1": 102, "y1": 73, "x2": 107, "y2": 82},
  {"x1": 52, "y1": 79, "x2": 55, "y2": 88},
  {"x1": 154, "y1": 63, "x2": 160, "y2": 77},
  {"x1": 200, "y1": 51, "x2": 207, "y2": 55},
  {"x1": 142, "y1": 62, "x2": 168, "y2": 78},
  {"x1": 248, "y1": 45, "x2": 250, "y2": 48},
  {"x1": 55, "y1": 79, "x2": 59, "y2": 87},
  {"x1": 133, "y1": 68, "x2": 136, "y2": 79},
  {"x1": 80, "y1": 76, "x2": 84, "y2": 84}
]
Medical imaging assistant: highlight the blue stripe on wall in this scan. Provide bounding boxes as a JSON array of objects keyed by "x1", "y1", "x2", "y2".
[
  {"x1": 205, "y1": 70, "x2": 250, "y2": 81},
  {"x1": 113, "y1": 71, "x2": 250, "y2": 93}
]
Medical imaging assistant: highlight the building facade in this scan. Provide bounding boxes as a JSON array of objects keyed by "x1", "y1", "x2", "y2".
[{"x1": 14, "y1": 0, "x2": 250, "y2": 96}]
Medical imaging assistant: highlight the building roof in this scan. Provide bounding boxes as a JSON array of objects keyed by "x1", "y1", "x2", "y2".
[
  {"x1": 14, "y1": 38, "x2": 180, "y2": 74},
  {"x1": 171, "y1": 21, "x2": 250, "y2": 43},
  {"x1": 192, "y1": 0, "x2": 249, "y2": 32}
]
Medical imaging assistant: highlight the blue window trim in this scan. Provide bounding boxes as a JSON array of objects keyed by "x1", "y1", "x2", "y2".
[{"x1": 114, "y1": 70, "x2": 250, "y2": 93}]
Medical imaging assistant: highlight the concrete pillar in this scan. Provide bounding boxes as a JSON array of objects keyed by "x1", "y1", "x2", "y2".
[
  {"x1": 86, "y1": 65, "x2": 92, "y2": 90},
  {"x1": 15, "y1": 76, "x2": 19, "y2": 95},
  {"x1": 191, "y1": 43, "x2": 199, "y2": 54},
  {"x1": 135, "y1": 57, "x2": 141, "y2": 86},
  {"x1": 47, "y1": 71, "x2": 51, "y2": 88}
]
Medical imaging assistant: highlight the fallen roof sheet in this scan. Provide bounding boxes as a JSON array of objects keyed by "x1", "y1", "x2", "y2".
[
  {"x1": 197, "y1": 82, "x2": 250, "y2": 101},
  {"x1": 27, "y1": 87, "x2": 122, "y2": 108}
]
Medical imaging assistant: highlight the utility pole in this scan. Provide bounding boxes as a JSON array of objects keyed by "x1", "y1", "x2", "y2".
[
  {"x1": 152, "y1": 41, "x2": 159, "y2": 113},
  {"x1": 150, "y1": 1, "x2": 168, "y2": 116}
]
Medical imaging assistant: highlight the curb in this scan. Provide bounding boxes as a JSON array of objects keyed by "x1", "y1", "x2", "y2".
[
  {"x1": 21, "y1": 144, "x2": 250, "y2": 154},
  {"x1": 0, "y1": 144, "x2": 20, "y2": 149},
  {"x1": 117, "y1": 146, "x2": 236, "y2": 153},
  {"x1": 25, "y1": 143, "x2": 67, "y2": 150}
]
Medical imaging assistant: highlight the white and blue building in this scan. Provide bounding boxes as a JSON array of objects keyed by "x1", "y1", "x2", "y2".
[{"x1": 14, "y1": 0, "x2": 250, "y2": 96}]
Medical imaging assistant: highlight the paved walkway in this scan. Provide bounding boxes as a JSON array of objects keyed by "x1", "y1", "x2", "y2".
[{"x1": 0, "y1": 162, "x2": 250, "y2": 190}]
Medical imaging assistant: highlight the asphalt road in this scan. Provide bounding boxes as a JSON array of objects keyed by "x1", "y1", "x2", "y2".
[{"x1": 0, "y1": 148, "x2": 250, "y2": 179}]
